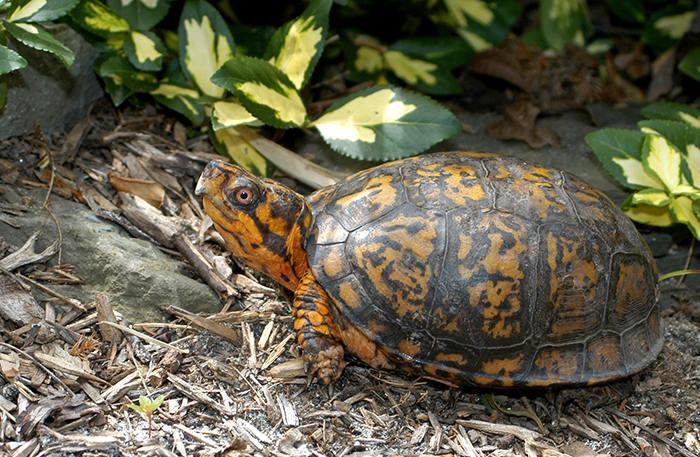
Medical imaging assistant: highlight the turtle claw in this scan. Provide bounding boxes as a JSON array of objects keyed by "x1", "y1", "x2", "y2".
[{"x1": 302, "y1": 336, "x2": 347, "y2": 384}]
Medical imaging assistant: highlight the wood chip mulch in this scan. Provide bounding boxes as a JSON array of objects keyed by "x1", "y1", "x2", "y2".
[{"x1": 1, "y1": 100, "x2": 700, "y2": 457}]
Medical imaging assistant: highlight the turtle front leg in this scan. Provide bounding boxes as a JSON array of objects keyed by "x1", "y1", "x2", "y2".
[{"x1": 293, "y1": 271, "x2": 347, "y2": 384}]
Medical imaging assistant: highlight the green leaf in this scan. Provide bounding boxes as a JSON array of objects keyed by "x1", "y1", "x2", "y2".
[
  {"x1": 642, "y1": 132, "x2": 683, "y2": 192},
  {"x1": 69, "y1": 0, "x2": 130, "y2": 38},
  {"x1": 150, "y1": 79, "x2": 205, "y2": 124},
  {"x1": 96, "y1": 53, "x2": 157, "y2": 104},
  {"x1": 211, "y1": 56, "x2": 307, "y2": 129},
  {"x1": 671, "y1": 196, "x2": 700, "y2": 240},
  {"x1": 211, "y1": 101, "x2": 263, "y2": 130},
  {"x1": 641, "y1": 102, "x2": 700, "y2": 128},
  {"x1": 264, "y1": 0, "x2": 332, "y2": 90},
  {"x1": 231, "y1": 25, "x2": 275, "y2": 59},
  {"x1": 389, "y1": 35, "x2": 473, "y2": 70},
  {"x1": 0, "y1": 44, "x2": 28, "y2": 75},
  {"x1": 605, "y1": 0, "x2": 644, "y2": 23},
  {"x1": 210, "y1": 128, "x2": 270, "y2": 177},
  {"x1": 585, "y1": 128, "x2": 662, "y2": 190},
  {"x1": 629, "y1": 188, "x2": 672, "y2": 207},
  {"x1": 679, "y1": 47, "x2": 700, "y2": 83},
  {"x1": 124, "y1": 30, "x2": 165, "y2": 71},
  {"x1": 107, "y1": 0, "x2": 169, "y2": 31},
  {"x1": 622, "y1": 196, "x2": 674, "y2": 227},
  {"x1": 8, "y1": 0, "x2": 80, "y2": 22},
  {"x1": 178, "y1": 0, "x2": 235, "y2": 98},
  {"x1": 642, "y1": 4, "x2": 695, "y2": 54},
  {"x1": 638, "y1": 120, "x2": 700, "y2": 185},
  {"x1": 3, "y1": 22, "x2": 75, "y2": 68},
  {"x1": 540, "y1": 0, "x2": 592, "y2": 49},
  {"x1": 309, "y1": 85, "x2": 462, "y2": 161},
  {"x1": 383, "y1": 50, "x2": 461, "y2": 96}
]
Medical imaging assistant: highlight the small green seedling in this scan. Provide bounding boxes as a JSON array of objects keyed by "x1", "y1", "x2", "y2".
[{"x1": 127, "y1": 394, "x2": 167, "y2": 438}]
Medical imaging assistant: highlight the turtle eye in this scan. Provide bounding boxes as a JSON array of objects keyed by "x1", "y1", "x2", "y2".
[{"x1": 235, "y1": 187, "x2": 255, "y2": 205}]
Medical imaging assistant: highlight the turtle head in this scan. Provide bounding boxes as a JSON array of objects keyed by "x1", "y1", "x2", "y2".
[{"x1": 196, "y1": 161, "x2": 311, "y2": 290}]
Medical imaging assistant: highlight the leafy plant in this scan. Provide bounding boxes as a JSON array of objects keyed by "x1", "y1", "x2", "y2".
[
  {"x1": 127, "y1": 394, "x2": 167, "y2": 438},
  {"x1": 586, "y1": 102, "x2": 700, "y2": 239},
  {"x1": 0, "y1": 0, "x2": 79, "y2": 109}
]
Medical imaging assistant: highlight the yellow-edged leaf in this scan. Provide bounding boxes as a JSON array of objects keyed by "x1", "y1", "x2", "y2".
[
  {"x1": 269, "y1": 15, "x2": 323, "y2": 89},
  {"x1": 179, "y1": 1, "x2": 234, "y2": 98},
  {"x1": 670, "y1": 196, "x2": 700, "y2": 239},
  {"x1": 264, "y1": 0, "x2": 331, "y2": 90},
  {"x1": 210, "y1": 56, "x2": 308, "y2": 129},
  {"x1": 131, "y1": 31, "x2": 160, "y2": 64},
  {"x1": 671, "y1": 184, "x2": 700, "y2": 199},
  {"x1": 310, "y1": 87, "x2": 416, "y2": 143},
  {"x1": 384, "y1": 51, "x2": 438, "y2": 86},
  {"x1": 630, "y1": 189, "x2": 672, "y2": 207},
  {"x1": 610, "y1": 157, "x2": 664, "y2": 189},
  {"x1": 686, "y1": 144, "x2": 700, "y2": 184},
  {"x1": 212, "y1": 128, "x2": 269, "y2": 177},
  {"x1": 211, "y1": 101, "x2": 262, "y2": 129},
  {"x1": 624, "y1": 203, "x2": 674, "y2": 227},
  {"x1": 9, "y1": 0, "x2": 46, "y2": 21},
  {"x1": 642, "y1": 132, "x2": 682, "y2": 192}
]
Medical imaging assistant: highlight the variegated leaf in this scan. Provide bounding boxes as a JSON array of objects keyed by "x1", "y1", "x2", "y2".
[
  {"x1": 622, "y1": 196, "x2": 674, "y2": 227},
  {"x1": 211, "y1": 56, "x2": 307, "y2": 129},
  {"x1": 670, "y1": 196, "x2": 700, "y2": 240},
  {"x1": 211, "y1": 101, "x2": 263, "y2": 130},
  {"x1": 586, "y1": 128, "x2": 663, "y2": 189},
  {"x1": 629, "y1": 189, "x2": 671, "y2": 207},
  {"x1": 0, "y1": 45, "x2": 28, "y2": 75},
  {"x1": 69, "y1": 0, "x2": 130, "y2": 37},
  {"x1": 211, "y1": 128, "x2": 269, "y2": 177},
  {"x1": 672, "y1": 184, "x2": 700, "y2": 200},
  {"x1": 178, "y1": 0, "x2": 235, "y2": 98},
  {"x1": 642, "y1": 132, "x2": 683, "y2": 192},
  {"x1": 309, "y1": 85, "x2": 461, "y2": 161},
  {"x1": 124, "y1": 30, "x2": 165, "y2": 71},
  {"x1": 151, "y1": 80, "x2": 205, "y2": 124},
  {"x1": 8, "y1": 0, "x2": 80, "y2": 22},
  {"x1": 265, "y1": 0, "x2": 332, "y2": 90},
  {"x1": 96, "y1": 53, "x2": 157, "y2": 105},
  {"x1": 3, "y1": 22, "x2": 75, "y2": 68},
  {"x1": 384, "y1": 49, "x2": 461, "y2": 96}
]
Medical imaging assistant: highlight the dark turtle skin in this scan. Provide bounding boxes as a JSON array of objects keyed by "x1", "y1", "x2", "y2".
[{"x1": 196, "y1": 151, "x2": 663, "y2": 387}]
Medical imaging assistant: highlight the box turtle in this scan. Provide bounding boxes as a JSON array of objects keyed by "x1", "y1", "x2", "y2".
[{"x1": 195, "y1": 151, "x2": 663, "y2": 387}]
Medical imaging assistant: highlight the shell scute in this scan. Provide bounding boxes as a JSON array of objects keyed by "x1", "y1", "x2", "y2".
[{"x1": 305, "y1": 151, "x2": 662, "y2": 387}]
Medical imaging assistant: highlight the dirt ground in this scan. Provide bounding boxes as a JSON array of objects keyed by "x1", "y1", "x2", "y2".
[{"x1": 2, "y1": 101, "x2": 700, "y2": 457}]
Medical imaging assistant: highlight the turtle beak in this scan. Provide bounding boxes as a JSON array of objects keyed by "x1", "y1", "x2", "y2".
[{"x1": 196, "y1": 161, "x2": 225, "y2": 196}]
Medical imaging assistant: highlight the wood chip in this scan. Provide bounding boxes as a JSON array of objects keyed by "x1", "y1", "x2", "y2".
[{"x1": 167, "y1": 306, "x2": 240, "y2": 345}]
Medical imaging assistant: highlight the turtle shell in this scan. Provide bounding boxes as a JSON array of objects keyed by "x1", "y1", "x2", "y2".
[{"x1": 305, "y1": 151, "x2": 663, "y2": 387}]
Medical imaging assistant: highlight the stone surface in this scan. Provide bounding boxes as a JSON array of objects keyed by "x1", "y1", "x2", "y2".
[
  {"x1": 0, "y1": 187, "x2": 221, "y2": 323},
  {"x1": 0, "y1": 24, "x2": 104, "y2": 140}
]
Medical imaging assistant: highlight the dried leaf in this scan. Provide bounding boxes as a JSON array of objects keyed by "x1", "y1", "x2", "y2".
[
  {"x1": 108, "y1": 172, "x2": 165, "y2": 208},
  {"x1": 487, "y1": 99, "x2": 561, "y2": 148}
]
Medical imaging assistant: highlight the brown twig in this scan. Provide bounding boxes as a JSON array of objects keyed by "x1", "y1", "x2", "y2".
[{"x1": 0, "y1": 342, "x2": 73, "y2": 395}]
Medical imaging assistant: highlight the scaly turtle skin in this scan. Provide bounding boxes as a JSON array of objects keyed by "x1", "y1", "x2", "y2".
[{"x1": 195, "y1": 151, "x2": 663, "y2": 387}]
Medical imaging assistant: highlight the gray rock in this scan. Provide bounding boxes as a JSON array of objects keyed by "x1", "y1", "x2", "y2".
[
  {"x1": 1, "y1": 187, "x2": 221, "y2": 323},
  {"x1": 0, "y1": 24, "x2": 104, "y2": 140}
]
